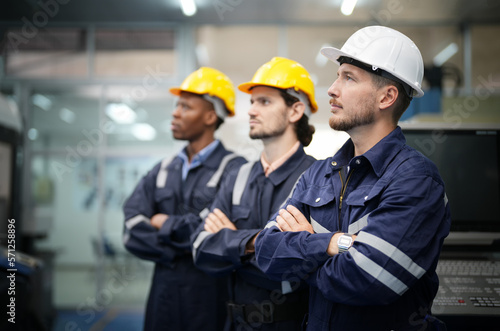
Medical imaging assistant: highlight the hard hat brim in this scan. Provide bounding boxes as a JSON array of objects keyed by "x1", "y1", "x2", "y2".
[
  {"x1": 237, "y1": 82, "x2": 278, "y2": 94},
  {"x1": 238, "y1": 82, "x2": 318, "y2": 112},
  {"x1": 320, "y1": 47, "x2": 424, "y2": 98},
  {"x1": 169, "y1": 87, "x2": 182, "y2": 96}
]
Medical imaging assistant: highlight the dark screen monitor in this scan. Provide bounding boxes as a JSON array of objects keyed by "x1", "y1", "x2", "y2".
[{"x1": 401, "y1": 124, "x2": 500, "y2": 237}]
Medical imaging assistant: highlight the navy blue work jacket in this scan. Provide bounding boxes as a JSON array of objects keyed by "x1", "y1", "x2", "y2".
[
  {"x1": 123, "y1": 141, "x2": 246, "y2": 331},
  {"x1": 192, "y1": 145, "x2": 315, "y2": 330},
  {"x1": 255, "y1": 127, "x2": 451, "y2": 331}
]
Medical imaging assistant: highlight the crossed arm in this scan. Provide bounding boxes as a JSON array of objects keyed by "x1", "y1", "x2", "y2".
[
  {"x1": 203, "y1": 204, "x2": 357, "y2": 256},
  {"x1": 273, "y1": 204, "x2": 357, "y2": 256}
]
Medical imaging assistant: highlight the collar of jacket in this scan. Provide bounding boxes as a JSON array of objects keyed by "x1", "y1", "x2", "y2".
[
  {"x1": 327, "y1": 126, "x2": 406, "y2": 178},
  {"x1": 256, "y1": 144, "x2": 308, "y2": 186}
]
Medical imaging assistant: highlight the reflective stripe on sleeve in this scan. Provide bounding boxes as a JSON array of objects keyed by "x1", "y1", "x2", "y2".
[
  {"x1": 199, "y1": 207, "x2": 210, "y2": 220},
  {"x1": 356, "y1": 231, "x2": 426, "y2": 279},
  {"x1": 192, "y1": 230, "x2": 212, "y2": 258},
  {"x1": 350, "y1": 247, "x2": 409, "y2": 295},
  {"x1": 311, "y1": 216, "x2": 330, "y2": 234},
  {"x1": 265, "y1": 221, "x2": 280, "y2": 229},
  {"x1": 125, "y1": 214, "x2": 150, "y2": 230}
]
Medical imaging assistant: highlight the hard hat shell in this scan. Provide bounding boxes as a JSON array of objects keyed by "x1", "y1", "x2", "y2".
[
  {"x1": 238, "y1": 57, "x2": 318, "y2": 112},
  {"x1": 170, "y1": 67, "x2": 236, "y2": 116},
  {"x1": 321, "y1": 25, "x2": 424, "y2": 98}
]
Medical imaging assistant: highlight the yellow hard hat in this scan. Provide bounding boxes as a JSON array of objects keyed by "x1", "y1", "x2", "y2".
[
  {"x1": 238, "y1": 57, "x2": 318, "y2": 113},
  {"x1": 170, "y1": 67, "x2": 236, "y2": 117}
]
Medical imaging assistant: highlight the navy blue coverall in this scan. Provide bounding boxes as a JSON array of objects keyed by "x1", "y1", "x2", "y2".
[
  {"x1": 192, "y1": 146, "x2": 315, "y2": 331},
  {"x1": 255, "y1": 127, "x2": 451, "y2": 330},
  {"x1": 123, "y1": 141, "x2": 246, "y2": 331}
]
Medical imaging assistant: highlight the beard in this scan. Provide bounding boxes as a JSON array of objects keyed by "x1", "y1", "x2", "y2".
[
  {"x1": 329, "y1": 98, "x2": 376, "y2": 132},
  {"x1": 249, "y1": 108, "x2": 288, "y2": 140},
  {"x1": 249, "y1": 122, "x2": 287, "y2": 140}
]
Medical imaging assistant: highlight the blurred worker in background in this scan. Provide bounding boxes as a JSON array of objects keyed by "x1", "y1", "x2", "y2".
[
  {"x1": 255, "y1": 26, "x2": 451, "y2": 330},
  {"x1": 123, "y1": 67, "x2": 246, "y2": 331},
  {"x1": 192, "y1": 57, "x2": 318, "y2": 331}
]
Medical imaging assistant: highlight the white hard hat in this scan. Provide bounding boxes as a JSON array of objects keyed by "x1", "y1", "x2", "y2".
[{"x1": 321, "y1": 25, "x2": 424, "y2": 98}]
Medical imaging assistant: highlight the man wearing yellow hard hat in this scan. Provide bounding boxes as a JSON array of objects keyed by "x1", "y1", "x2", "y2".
[
  {"x1": 192, "y1": 57, "x2": 317, "y2": 330},
  {"x1": 123, "y1": 67, "x2": 246, "y2": 331}
]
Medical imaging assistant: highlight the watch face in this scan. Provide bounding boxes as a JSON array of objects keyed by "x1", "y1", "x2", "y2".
[{"x1": 339, "y1": 236, "x2": 352, "y2": 247}]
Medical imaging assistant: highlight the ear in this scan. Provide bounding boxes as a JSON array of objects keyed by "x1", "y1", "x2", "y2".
[
  {"x1": 379, "y1": 85, "x2": 398, "y2": 110},
  {"x1": 288, "y1": 101, "x2": 306, "y2": 124},
  {"x1": 204, "y1": 108, "x2": 219, "y2": 127}
]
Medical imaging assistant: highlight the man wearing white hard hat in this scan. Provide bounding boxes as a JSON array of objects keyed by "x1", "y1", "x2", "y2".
[
  {"x1": 123, "y1": 67, "x2": 246, "y2": 331},
  {"x1": 255, "y1": 26, "x2": 451, "y2": 330}
]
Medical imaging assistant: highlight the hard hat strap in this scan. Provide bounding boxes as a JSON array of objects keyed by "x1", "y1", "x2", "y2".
[
  {"x1": 203, "y1": 94, "x2": 228, "y2": 120},
  {"x1": 338, "y1": 56, "x2": 413, "y2": 99},
  {"x1": 286, "y1": 88, "x2": 312, "y2": 118}
]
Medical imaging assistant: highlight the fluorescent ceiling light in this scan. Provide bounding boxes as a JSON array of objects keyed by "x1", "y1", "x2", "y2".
[
  {"x1": 28, "y1": 128, "x2": 39, "y2": 140},
  {"x1": 59, "y1": 108, "x2": 76, "y2": 124},
  {"x1": 105, "y1": 103, "x2": 137, "y2": 124},
  {"x1": 180, "y1": 0, "x2": 197, "y2": 16},
  {"x1": 132, "y1": 123, "x2": 157, "y2": 141},
  {"x1": 32, "y1": 94, "x2": 52, "y2": 111},
  {"x1": 341, "y1": 0, "x2": 358, "y2": 16},
  {"x1": 433, "y1": 43, "x2": 458, "y2": 67}
]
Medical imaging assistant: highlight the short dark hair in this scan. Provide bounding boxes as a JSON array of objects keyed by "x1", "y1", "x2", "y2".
[
  {"x1": 370, "y1": 74, "x2": 411, "y2": 124},
  {"x1": 278, "y1": 89, "x2": 315, "y2": 147}
]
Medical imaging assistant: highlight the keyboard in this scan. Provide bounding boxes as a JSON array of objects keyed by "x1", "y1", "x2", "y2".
[{"x1": 433, "y1": 259, "x2": 500, "y2": 315}]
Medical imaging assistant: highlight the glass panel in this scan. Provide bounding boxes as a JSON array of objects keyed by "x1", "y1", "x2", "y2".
[
  {"x1": 30, "y1": 87, "x2": 100, "y2": 152},
  {"x1": 196, "y1": 25, "x2": 280, "y2": 85},
  {"x1": 103, "y1": 85, "x2": 184, "y2": 152},
  {"x1": 2, "y1": 28, "x2": 88, "y2": 78},
  {"x1": 94, "y1": 29, "x2": 177, "y2": 77}
]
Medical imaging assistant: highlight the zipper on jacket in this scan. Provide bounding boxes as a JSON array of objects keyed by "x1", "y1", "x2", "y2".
[{"x1": 338, "y1": 166, "x2": 354, "y2": 229}]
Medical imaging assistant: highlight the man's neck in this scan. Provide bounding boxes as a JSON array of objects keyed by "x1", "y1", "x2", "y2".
[
  {"x1": 349, "y1": 122, "x2": 396, "y2": 156},
  {"x1": 261, "y1": 129, "x2": 299, "y2": 164},
  {"x1": 186, "y1": 135, "x2": 215, "y2": 162}
]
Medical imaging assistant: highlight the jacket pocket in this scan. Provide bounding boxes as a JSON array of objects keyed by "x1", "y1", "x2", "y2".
[
  {"x1": 295, "y1": 185, "x2": 336, "y2": 207},
  {"x1": 154, "y1": 188, "x2": 175, "y2": 204},
  {"x1": 231, "y1": 205, "x2": 252, "y2": 228},
  {"x1": 344, "y1": 183, "x2": 384, "y2": 207}
]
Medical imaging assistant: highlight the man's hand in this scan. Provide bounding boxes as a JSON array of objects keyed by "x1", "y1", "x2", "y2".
[
  {"x1": 204, "y1": 208, "x2": 237, "y2": 234},
  {"x1": 276, "y1": 205, "x2": 314, "y2": 234},
  {"x1": 151, "y1": 213, "x2": 169, "y2": 229}
]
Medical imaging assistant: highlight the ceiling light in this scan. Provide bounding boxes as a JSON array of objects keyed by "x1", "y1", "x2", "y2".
[
  {"x1": 132, "y1": 123, "x2": 157, "y2": 141},
  {"x1": 105, "y1": 103, "x2": 137, "y2": 124},
  {"x1": 433, "y1": 43, "x2": 458, "y2": 67},
  {"x1": 341, "y1": 0, "x2": 358, "y2": 16},
  {"x1": 59, "y1": 108, "x2": 76, "y2": 124},
  {"x1": 180, "y1": 0, "x2": 197, "y2": 16},
  {"x1": 28, "y1": 128, "x2": 39, "y2": 140},
  {"x1": 32, "y1": 94, "x2": 52, "y2": 111}
]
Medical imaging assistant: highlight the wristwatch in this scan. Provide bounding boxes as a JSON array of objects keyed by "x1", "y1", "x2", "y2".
[{"x1": 337, "y1": 234, "x2": 353, "y2": 254}]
